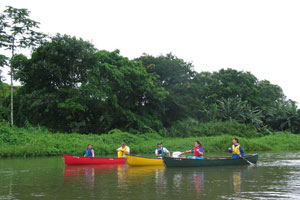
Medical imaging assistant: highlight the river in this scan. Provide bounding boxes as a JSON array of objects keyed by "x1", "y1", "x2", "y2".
[{"x1": 1, "y1": 152, "x2": 300, "y2": 200}]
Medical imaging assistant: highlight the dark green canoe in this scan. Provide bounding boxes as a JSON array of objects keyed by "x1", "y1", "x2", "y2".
[{"x1": 163, "y1": 154, "x2": 258, "y2": 167}]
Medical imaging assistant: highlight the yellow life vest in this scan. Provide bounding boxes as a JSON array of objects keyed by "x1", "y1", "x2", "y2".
[
  {"x1": 232, "y1": 145, "x2": 241, "y2": 155},
  {"x1": 117, "y1": 146, "x2": 129, "y2": 158}
]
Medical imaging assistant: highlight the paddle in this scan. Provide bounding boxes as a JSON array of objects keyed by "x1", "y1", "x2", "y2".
[
  {"x1": 231, "y1": 149, "x2": 255, "y2": 165},
  {"x1": 241, "y1": 156, "x2": 255, "y2": 165},
  {"x1": 172, "y1": 151, "x2": 184, "y2": 158}
]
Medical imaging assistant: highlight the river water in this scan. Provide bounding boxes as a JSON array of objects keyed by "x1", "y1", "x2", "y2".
[{"x1": 1, "y1": 152, "x2": 300, "y2": 200}]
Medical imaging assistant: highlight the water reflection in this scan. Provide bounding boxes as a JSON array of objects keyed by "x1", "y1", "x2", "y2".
[
  {"x1": 232, "y1": 169, "x2": 243, "y2": 193},
  {"x1": 126, "y1": 166, "x2": 165, "y2": 177},
  {"x1": 62, "y1": 164, "x2": 248, "y2": 197},
  {"x1": 192, "y1": 171, "x2": 204, "y2": 196},
  {"x1": 167, "y1": 169, "x2": 205, "y2": 197},
  {"x1": 122, "y1": 166, "x2": 165, "y2": 184},
  {"x1": 64, "y1": 164, "x2": 122, "y2": 189},
  {"x1": 57, "y1": 153, "x2": 300, "y2": 200}
]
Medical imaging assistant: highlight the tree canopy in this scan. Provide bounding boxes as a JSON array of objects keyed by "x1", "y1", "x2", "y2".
[
  {"x1": 12, "y1": 34, "x2": 167, "y2": 133},
  {"x1": 1, "y1": 6, "x2": 299, "y2": 135}
]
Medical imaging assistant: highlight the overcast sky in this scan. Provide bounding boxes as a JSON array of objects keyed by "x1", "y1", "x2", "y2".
[{"x1": 1, "y1": 0, "x2": 300, "y2": 103}]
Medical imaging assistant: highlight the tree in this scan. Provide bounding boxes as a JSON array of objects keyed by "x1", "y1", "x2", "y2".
[
  {"x1": 14, "y1": 34, "x2": 167, "y2": 133},
  {"x1": 0, "y1": 6, "x2": 45, "y2": 126},
  {"x1": 255, "y1": 80, "x2": 285, "y2": 111},
  {"x1": 264, "y1": 100, "x2": 300, "y2": 133},
  {"x1": 14, "y1": 34, "x2": 99, "y2": 132},
  {"x1": 217, "y1": 97, "x2": 264, "y2": 131},
  {"x1": 188, "y1": 69, "x2": 286, "y2": 121},
  {"x1": 137, "y1": 53, "x2": 195, "y2": 126}
]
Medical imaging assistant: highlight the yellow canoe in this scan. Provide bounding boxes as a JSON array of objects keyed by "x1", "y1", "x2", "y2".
[{"x1": 126, "y1": 155, "x2": 164, "y2": 166}]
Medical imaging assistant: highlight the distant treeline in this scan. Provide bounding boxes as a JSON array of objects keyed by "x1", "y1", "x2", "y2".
[{"x1": 1, "y1": 34, "x2": 300, "y2": 135}]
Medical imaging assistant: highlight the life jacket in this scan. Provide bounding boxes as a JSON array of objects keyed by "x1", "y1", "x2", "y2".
[
  {"x1": 232, "y1": 144, "x2": 241, "y2": 156},
  {"x1": 85, "y1": 148, "x2": 94, "y2": 157},
  {"x1": 193, "y1": 146, "x2": 204, "y2": 157},
  {"x1": 117, "y1": 146, "x2": 129, "y2": 158},
  {"x1": 156, "y1": 147, "x2": 166, "y2": 157}
]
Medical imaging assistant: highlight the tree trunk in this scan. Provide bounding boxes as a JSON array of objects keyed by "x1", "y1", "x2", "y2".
[
  {"x1": 10, "y1": 42, "x2": 14, "y2": 127},
  {"x1": 10, "y1": 65, "x2": 13, "y2": 126}
]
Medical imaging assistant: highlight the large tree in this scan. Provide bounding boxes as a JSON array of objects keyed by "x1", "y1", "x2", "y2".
[
  {"x1": 0, "y1": 6, "x2": 45, "y2": 126},
  {"x1": 14, "y1": 34, "x2": 167, "y2": 133},
  {"x1": 137, "y1": 53, "x2": 195, "y2": 126},
  {"x1": 189, "y1": 69, "x2": 286, "y2": 121}
]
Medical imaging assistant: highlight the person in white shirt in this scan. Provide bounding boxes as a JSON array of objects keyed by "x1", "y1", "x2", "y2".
[
  {"x1": 116, "y1": 142, "x2": 130, "y2": 158},
  {"x1": 155, "y1": 142, "x2": 170, "y2": 158}
]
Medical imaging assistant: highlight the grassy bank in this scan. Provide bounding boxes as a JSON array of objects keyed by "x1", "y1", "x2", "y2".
[{"x1": 1, "y1": 123, "x2": 300, "y2": 157}]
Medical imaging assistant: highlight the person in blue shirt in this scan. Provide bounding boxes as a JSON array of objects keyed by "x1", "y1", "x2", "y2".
[
  {"x1": 84, "y1": 144, "x2": 95, "y2": 157},
  {"x1": 228, "y1": 138, "x2": 244, "y2": 159}
]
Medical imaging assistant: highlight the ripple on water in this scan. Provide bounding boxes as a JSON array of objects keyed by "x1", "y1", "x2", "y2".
[
  {"x1": 0, "y1": 195, "x2": 19, "y2": 200},
  {"x1": 31, "y1": 193, "x2": 46, "y2": 197},
  {"x1": 0, "y1": 170, "x2": 13, "y2": 174},
  {"x1": 19, "y1": 170, "x2": 30, "y2": 173},
  {"x1": 221, "y1": 191, "x2": 295, "y2": 200},
  {"x1": 258, "y1": 160, "x2": 300, "y2": 167}
]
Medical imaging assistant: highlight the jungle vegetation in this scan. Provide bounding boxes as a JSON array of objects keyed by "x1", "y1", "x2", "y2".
[{"x1": 1, "y1": 6, "x2": 300, "y2": 138}]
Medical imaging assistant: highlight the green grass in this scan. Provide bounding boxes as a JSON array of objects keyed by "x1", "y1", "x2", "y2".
[{"x1": 0, "y1": 122, "x2": 300, "y2": 157}]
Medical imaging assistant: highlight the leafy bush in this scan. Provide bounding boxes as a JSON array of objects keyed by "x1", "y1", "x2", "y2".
[
  {"x1": 0, "y1": 122, "x2": 299, "y2": 157},
  {"x1": 168, "y1": 119, "x2": 262, "y2": 138}
]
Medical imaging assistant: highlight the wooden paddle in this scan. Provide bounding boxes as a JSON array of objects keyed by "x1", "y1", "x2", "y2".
[
  {"x1": 231, "y1": 149, "x2": 255, "y2": 165},
  {"x1": 241, "y1": 156, "x2": 255, "y2": 165}
]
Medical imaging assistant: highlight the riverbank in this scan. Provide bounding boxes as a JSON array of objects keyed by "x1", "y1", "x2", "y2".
[{"x1": 1, "y1": 124, "x2": 300, "y2": 157}]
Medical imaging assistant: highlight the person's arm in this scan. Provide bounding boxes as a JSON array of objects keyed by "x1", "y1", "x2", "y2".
[
  {"x1": 164, "y1": 148, "x2": 170, "y2": 157},
  {"x1": 155, "y1": 149, "x2": 160, "y2": 157},
  {"x1": 91, "y1": 149, "x2": 95, "y2": 157},
  {"x1": 239, "y1": 146, "x2": 244, "y2": 157},
  {"x1": 125, "y1": 147, "x2": 130, "y2": 155},
  {"x1": 197, "y1": 148, "x2": 204, "y2": 156},
  {"x1": 116, "y1": 147, "x2": 121, "y2": 152},
  {"x1": 184, "y1": 149, "x2": 192, "y2": 153},
  {"x1": 228, "y1": 146, "x2": 233, "y2": 153}
]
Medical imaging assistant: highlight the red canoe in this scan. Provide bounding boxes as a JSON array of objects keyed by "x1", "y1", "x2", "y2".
[{"x1": 63, "y1": 154, "x2": 125, "y2": 165}]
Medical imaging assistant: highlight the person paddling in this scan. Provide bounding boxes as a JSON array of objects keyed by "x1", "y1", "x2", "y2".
[
  {"x1": 84, "y1": 144, "x2": 95, "y2": 157},
  {"x1": 155, "y1": 142, "x2": 170, "y2": 158},
  {"x1": 228, "y1": 138, "x2": 244, "y2": 159},
  {"x1": 117, "y1": 142, "x2": 130, "y2": 158},
  {"x1": 183, "y1": 141, "x2": 204, "y2": 159}
]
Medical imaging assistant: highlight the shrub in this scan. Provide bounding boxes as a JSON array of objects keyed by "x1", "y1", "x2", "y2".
[
  {"x1": 0, "y1": 122, "x2": 300, "y2": 157},
  {"x1": 168, "y1": 119, "x2": 262, "y2": 138}
]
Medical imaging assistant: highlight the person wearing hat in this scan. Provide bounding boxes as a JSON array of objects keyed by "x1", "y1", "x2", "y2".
[
  {"x1": 116, "y1": 142, "x2": 130, "y2": 158},
  {"x1": 155, "y1": 142, "x2": 170, "y2": 158}
]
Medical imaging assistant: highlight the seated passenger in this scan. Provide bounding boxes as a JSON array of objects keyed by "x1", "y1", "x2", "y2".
[
  {"x1": 228, "y1": 137, "x2": 244, "y2": 159},
  {"x1": 116, "y1": 142, "x2": 130, "y2": 158},
  {"x1": 84, "y1": 144, "x2": 95, "y2": 157},
  {"x1": 155, "y1": 142, "x2": 170, "y2": 158},
  {"x1": 184, "y1": 141, "x2": 204, "y2": 159}
]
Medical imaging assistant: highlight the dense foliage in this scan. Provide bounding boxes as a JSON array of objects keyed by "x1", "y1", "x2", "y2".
[
  {"x1": 1, "y1": 6, "x2": 300, "y2": 136},
  {"x1": 10, "y1": 34, "x2": 167, "y2": 134},
  {"x1": 1, "y1": 122, "x2": 300, "y2": 157}
]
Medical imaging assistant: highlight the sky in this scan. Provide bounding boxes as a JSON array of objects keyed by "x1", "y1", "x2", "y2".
[{"x1": 1, "y1": 0, "x2": 300, "y2": 103}]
